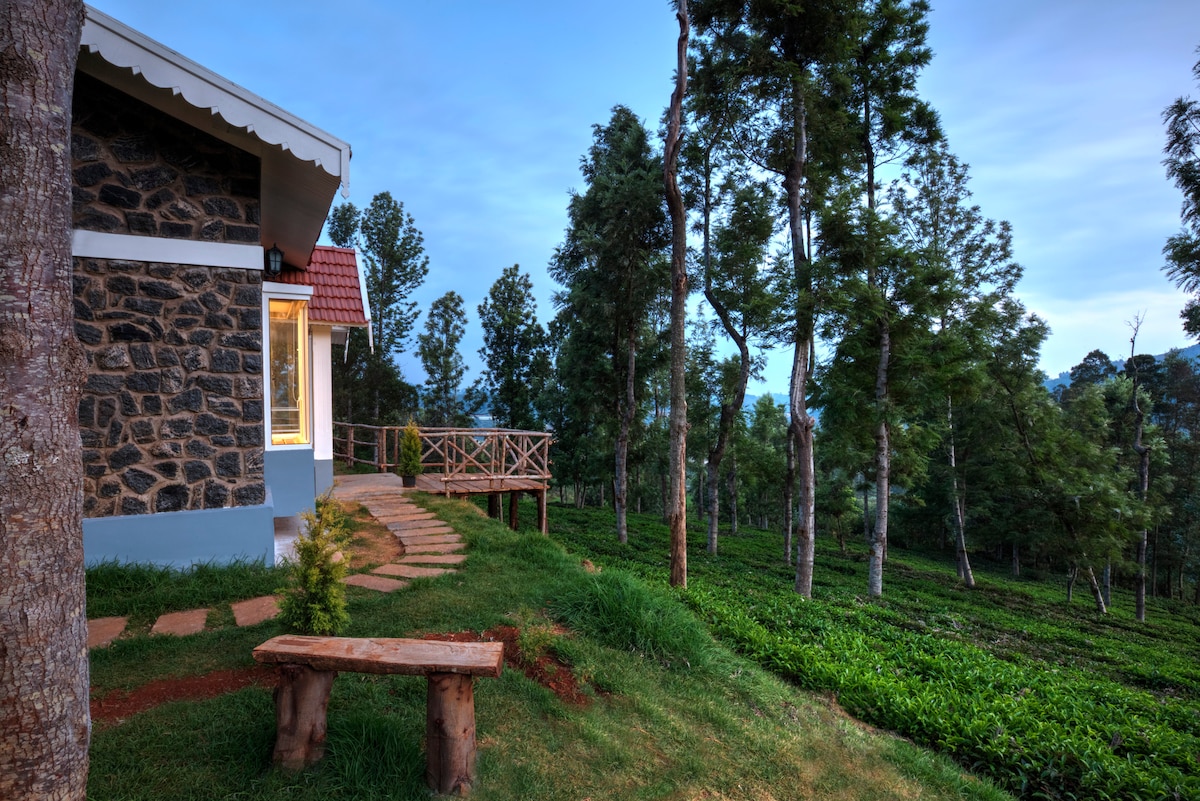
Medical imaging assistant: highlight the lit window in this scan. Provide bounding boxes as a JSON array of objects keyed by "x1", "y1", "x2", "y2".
[{"x1": 269, "y1": 298, "x2": 309, "y2": 445}]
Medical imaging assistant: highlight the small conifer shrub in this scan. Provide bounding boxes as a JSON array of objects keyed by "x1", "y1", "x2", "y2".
[{"x1": 278, "y1": 496, "x2": 351, "y2": 636}]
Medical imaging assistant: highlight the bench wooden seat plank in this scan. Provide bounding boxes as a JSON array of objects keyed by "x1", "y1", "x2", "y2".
[
  {"x1": 253, "y1": 635, "x2": 503, "y2": 795},
  {"x1": 253, "y1": 635, "x2": 503, "y2": 677}
]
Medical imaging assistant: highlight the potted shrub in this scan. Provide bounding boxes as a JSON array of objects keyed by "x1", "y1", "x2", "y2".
[{"x1": 397, "y1": 421, "x2": 422, "y2": 487}]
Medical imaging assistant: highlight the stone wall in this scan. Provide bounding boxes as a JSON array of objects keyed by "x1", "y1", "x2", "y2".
[
  {"x1": 71, "y1": 71, "x2": 261, "y2": 243},
  {"x1": 74, "y1": 258, "x2": 266, "y2": 518}
]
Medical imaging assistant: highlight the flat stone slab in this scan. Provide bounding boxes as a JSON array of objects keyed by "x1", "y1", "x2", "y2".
[
  {"x1": 231, "y1": 595, "x2": 280, "y2": 627},
  {"x1": 88, "y1": 617, "x2": 127, "y2": 649},
  {"x1": 399, "y1": 553, "x2": 467, "y2": 565},
  {"x1": 385, "y1": 518, "x2": 450, "y2": 531},
  {"x1": 391, "y1": 525, "x2": 457, "y2": 538},
  {"x1": 374, "y1": 511, "x2": 437, "y2": 523},
  {"x1": 403, "y1": 541, "x2": 467, "y2": 554},
  {"x1": 151, "y1": 609, "x2": 208, "y2": 637},
  {"x1": 344, "y1": 573, "x2": 409, "y2": 592},
  {"x1": 373, "y1": 563, "x2": 456, "y2": 579},
  {"x1": 399, "y1": 534, "x2": 463, "y2": 547}
]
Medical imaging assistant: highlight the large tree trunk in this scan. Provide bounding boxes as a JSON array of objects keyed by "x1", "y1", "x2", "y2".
[
  {"x1": 0, "y1": 3, "x2": 90, "y2": 799},
  {"x1": 664, "y1": 0, "x2": 689, "y2": 588}
]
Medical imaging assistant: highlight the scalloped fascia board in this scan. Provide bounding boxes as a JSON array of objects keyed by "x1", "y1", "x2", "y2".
[{"x1": 80, "y1": 4, "x2": 350, "y2": 198}]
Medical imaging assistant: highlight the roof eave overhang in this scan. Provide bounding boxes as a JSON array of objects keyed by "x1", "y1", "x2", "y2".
[{"x1": 78, "y1": 5, "x2": 351, "y2": 269}]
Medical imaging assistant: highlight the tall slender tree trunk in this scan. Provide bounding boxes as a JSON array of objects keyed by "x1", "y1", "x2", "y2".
[
  {"x1": 614, "y1": 329, "x2": 636, "y2": 544},
  {"x1": 1012, "y1": 543, "x2": 1021, "y2": 577},
  {"x1": 1086, "y1": 564, "x2": 1109, "y2": 615},
  {"x1": 783, "y1": 435, "x2": 795, "y2": 564},
  {"x1": 706, "y1": 461, "x2": 720, "y2": 553},
  {"x1": 868, "y1": 321, "x2": 891, "y2": 598},
  {"x1": 783, "y1": 78, "x2": 817, "y2": 598},
  {"x1": 726, "y1": 460, "x2": 738, "y2": 537},
  {"x1": 0, "y1": 2, "x2": 90, "y2": 798},
  {"x1": 947, "y1": 397, "x2": 975, "y2": 588}
]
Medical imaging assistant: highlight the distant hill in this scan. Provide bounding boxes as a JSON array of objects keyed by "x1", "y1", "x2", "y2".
[
  {"x1": 1043, "y1": 343, "x2": 1200, "y2": 394},
  {"x1": 747, "y1": 345, "x2": 1200, "y2": 409}
]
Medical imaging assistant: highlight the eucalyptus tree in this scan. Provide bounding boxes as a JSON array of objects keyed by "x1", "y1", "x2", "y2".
[
  {"x1": 689, "y1": 0, "x2": 856, "y2": 597},
  {"x1": 417, "y1": 291, "x2": 477, "y2": 427},
  {"x1": 1, "y1": 1, "x2": 91, "y2": 796},
  {"x1": 476, "y1": 264, "x2": 550, "y2": 431},
  {"x1": 700, "y1": 180, "x2": 777, "y2": 554},
  {"x1": 826, "y1": 0, "x2": 940, "y2": 598},
  {"x1": 664, "y1": 0, "x2": 691, "y2": 586},
  {"x1": 887, "y1": 142, "x2": 1023, "y2": 588},
  {"x1": 1162, "y1": 49, "x2": 1200, "y2": 335},
  {"x1": 326, "y1": 192, "x2": 428, "y2": 424},
  {"x1": 550, "y1": 105, "x2": 670, "y2": 544}
]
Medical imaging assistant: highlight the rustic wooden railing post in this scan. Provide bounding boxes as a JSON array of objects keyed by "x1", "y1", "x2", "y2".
[{"x1": 376, "y1": 427, "x2": 386, "y2": 473}]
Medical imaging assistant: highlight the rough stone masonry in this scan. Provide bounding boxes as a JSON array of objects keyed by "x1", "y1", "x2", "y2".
[{"x1": 71, "y1": 70, "x2": 269, "y2": 518}]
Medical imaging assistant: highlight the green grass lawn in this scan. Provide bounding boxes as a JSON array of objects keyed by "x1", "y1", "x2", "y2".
[{"x1": 86, "y1": 494, "x2": 1010, "y2": 801}]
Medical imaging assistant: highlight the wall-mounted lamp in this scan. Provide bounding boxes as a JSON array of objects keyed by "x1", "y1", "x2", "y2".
[{"x1": 264, "y1": 243, "x2": 284, "y2": 278}]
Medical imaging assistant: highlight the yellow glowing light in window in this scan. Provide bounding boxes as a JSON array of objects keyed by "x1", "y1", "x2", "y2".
[{"x1": 269, "y1": 298, "x2": 309, "y2": 446}]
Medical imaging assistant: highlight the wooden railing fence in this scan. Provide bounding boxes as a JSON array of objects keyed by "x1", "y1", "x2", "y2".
[{"x1": 333, "y1": 423, "x2": 551, "y2": 490}]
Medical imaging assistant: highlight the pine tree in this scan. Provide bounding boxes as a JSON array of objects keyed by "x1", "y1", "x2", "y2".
[
  {"x1": 417, "y1": 291, "x2": 478, "y2": 427},
  {"x1": 476, "y1": 265, "x2": 549, "y2": 431}
]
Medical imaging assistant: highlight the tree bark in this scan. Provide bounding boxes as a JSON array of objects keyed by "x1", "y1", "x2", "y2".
[
  {"x1": 783, "y1": 77, "x2": 817, "y2": 599},
  {"x1": 664, "y1": 0, "x2": 689, "y2": 588},
  {"x1": 0, "y1": 3, "x2": 90, "y2": 799}
]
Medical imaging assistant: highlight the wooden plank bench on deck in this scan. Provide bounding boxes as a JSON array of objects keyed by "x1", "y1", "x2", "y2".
[{"x1": 253, "y1": 635, "x2": 504, "y2": 795}]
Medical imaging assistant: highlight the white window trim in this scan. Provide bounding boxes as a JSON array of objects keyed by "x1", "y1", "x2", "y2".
[
  {"x1": 73, "y1": 230, "x2": 263, "y2": 270},
  {"x1": 263, "y1": 283, "x2": 315, "y2": 451}
]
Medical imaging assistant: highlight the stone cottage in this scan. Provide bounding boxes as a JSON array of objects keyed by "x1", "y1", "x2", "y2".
[{"x1": 73, "y1": 6, "x2": 367, "y2": 566}]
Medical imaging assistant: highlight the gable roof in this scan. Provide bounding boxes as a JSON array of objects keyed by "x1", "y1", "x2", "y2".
[
  {"x1": 78, "y1": 5, "x2": 351, "y2": 270},
  {"x1": 275, "y1": 245, "x2": 371, "y2": 327}
]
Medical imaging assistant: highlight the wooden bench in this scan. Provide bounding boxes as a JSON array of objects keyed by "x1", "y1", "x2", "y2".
[{"x1": 253, "y1": 635, "x2": 504, "y2": 795}]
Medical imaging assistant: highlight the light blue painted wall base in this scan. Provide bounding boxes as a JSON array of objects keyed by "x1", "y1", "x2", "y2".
[
  {"x1": 314, "y1": 458, "x2": 333, "y2": 496},
  {"x1": 83, "y1": 501, "x2": 274, "y2": 567},
  {"x1": 265, "y1": 448, "x2": 317, "y2": 517}
]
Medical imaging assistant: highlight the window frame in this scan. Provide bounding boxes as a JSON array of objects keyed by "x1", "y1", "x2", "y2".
[{"x1": 262, "y1": 281, "x2": 314, "y2": 450}]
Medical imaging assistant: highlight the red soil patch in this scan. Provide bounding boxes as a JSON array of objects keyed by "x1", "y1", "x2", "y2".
[
  {"x1": 423, "y1": 625, "x2": 593, "y2": 706},
  {"x1": 89, "y1": 625, "x2": 592, "y2": 727},
  {"x1": 90, "y1": 665, "x2": 277, "y2": 727}
]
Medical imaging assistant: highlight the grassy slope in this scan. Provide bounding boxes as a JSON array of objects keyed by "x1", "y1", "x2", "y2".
[
  {"x1": 540, "y1": 501, "x2": 1200, "y2": 801},
  {"x1": 87, "y1": 495, "x2": 1009, "y2": 801}
]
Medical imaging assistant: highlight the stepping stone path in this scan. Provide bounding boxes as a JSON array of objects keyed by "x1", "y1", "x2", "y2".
[
  {"x1": 87, "y1": 473, "x2": 465, "y2": 648},
  {"x1": 331, "y1": 473, "x2": 467, "y2": 592}
]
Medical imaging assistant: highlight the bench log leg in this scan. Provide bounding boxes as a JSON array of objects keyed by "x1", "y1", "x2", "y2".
[
  {"x1": 272, "y1": 664, "x2": 337, "y2": 771},
  {"x1": 425, "y1": 672, "x2": 477, "y2": 795}
]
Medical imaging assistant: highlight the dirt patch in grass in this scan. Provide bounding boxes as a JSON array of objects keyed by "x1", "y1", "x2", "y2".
[
  {"x1": 340, "y1": 500, "x2": 404, "y2": 569},
  {"x1": 90, "y1": 665, "x2": 277, "y2": 728},
  {"x1": 423, "y1": 626, "x2": 592, "y2": 706}
]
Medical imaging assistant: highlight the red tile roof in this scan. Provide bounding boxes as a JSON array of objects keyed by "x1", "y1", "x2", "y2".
[{"x1": 276, "y1": 245, "x2": 370, "y2": 326}]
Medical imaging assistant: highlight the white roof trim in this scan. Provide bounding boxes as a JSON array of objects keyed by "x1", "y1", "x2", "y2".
[
  {"x1": 81, "y1": 5, "x2": 351, "y2": 197},
  {"x1": 354, "y1": 247, "x2": 375, "y2": 353},
  {"x1": 73, "y1": 230, "x2": 263, "y2": 270}
]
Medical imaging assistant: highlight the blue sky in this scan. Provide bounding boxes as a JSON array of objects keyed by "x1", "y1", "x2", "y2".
[{"x1": 89, "y1": 0, "x2": 1199, "y2": 393}]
